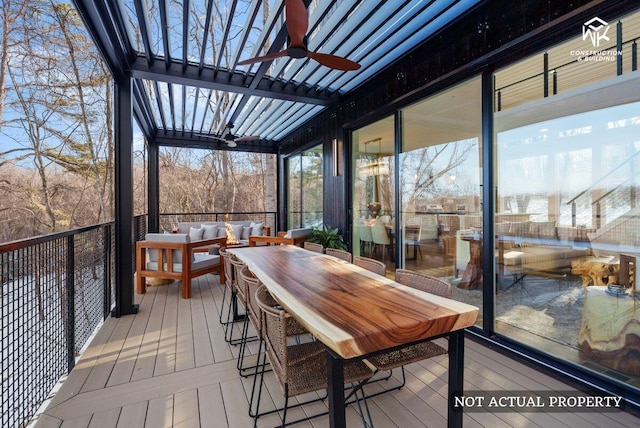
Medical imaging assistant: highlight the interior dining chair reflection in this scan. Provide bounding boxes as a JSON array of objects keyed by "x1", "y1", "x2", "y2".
[
  {"x1": 371, "y1": 224, "x2": 391, "y2": 262},
  {"x1": 359, "y1": 224, "x2": 372, "y2": 257},
  {"x1": 252, "y1": 284, "x2": 374, "y2": 427},
  {"x1": 404, "y1": 224, "x2": 423, "y2": 260}
]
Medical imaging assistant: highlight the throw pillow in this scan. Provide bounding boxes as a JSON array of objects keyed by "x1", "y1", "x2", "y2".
[
  {"x1": 201, "y1": 224, "x2": 219, "y2": 239},
  {"x1": 250, "y1": 222, "x2": 264, "y2": 236},
  {"x1": 189, "y1": 226, "x2": 204, "y2": 241},
  {"x1": 230, "y1": 224, "x2": 244, "y2": 241},
  {"x1": 217, "y1": 226, "x2": 228, "y2": 238},
  {"x1": 241, "y1": 226, "x2": 252, "y2": 240}
]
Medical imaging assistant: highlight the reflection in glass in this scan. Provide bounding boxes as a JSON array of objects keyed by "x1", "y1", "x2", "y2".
[
  {"x1": 287, "y1": 145, "x2": 323, "y2": 229},
  {"x1": 399, "y1": 77, "x2": 483, "y2": 322},
  {"x1": 495, "y1": 82, "x2": 640, "y2": 390},
  {"x1": 352, "y1": 117, "x2": 395, "y2": 269}
]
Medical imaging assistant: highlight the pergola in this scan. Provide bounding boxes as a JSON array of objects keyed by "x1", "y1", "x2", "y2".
[
  {"x1": 70, "y1": 0, "x2": 639, "y2": 320},
  {"x1": 71, "y1": 0, "x2": 484, "y2": 316}
]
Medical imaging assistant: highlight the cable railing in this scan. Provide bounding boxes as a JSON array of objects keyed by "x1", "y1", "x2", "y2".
[
  {"x1": 495, "y1": 23, "x2": 638, "y2": 112},
  {"x1": 566, "y1": 152, "x2": 640, "y2": 227}
]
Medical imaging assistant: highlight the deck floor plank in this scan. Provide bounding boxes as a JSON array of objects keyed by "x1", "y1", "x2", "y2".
[
  {"x1": 106, "y1": 285, "x2": 156, "y2": 387},
  {"x1": 116, "y1": 401, "x2": 148, "y2": 428},
  {"x1": 36, "y1": 274, "x2": 640, "y2": 428},
  {"x1": 131, "y1": 284, "x2": 168, "y2": 382}
]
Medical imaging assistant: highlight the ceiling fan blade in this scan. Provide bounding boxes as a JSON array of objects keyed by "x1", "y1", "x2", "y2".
[
  {"x1": 308, "y1": 51, "x2": 361, "y2": 71},
  {"x1": 285, "y1": 0, "x2": 308, "y2": 48},
  {"x1": 238, "y1": 50, "x2": 289, "y2": 66},
  {"x1": 235, "y1": 135, "x2": 260, "y2": 142}
]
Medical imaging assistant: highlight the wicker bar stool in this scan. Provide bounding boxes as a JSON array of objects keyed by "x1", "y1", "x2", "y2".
[
  {"x1": 303, "y1": 241, "x2": 324, "y2": 253},
  {"x1": 365, "y1": 269, "x2": 451, "y2": 397},
  {"x1": 219, "y1": 248, "x2": 242, "y2": 343},
  {"x1": 226, "y1": 255, "x2": 255, "y2": 345},
  {"x1": 239, "y1": 268, "x2": 311, "y2": 417},
  {"x1": 354, "y1": 256, "x2": 386, "y2": 276},
  {"x1": 252, "y1": 285, "x2": 374, "y2": 427},
  {"x1": 237, "y1": 266, "x2": 308, "y2": 376},
  {"x1": 325, "y1": 248, "x2": 352, "y2": 263}
]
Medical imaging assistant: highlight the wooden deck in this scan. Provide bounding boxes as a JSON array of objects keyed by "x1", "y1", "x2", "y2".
[{"x1": 33, "y1": 274, "x2": 640, "y2": 428}]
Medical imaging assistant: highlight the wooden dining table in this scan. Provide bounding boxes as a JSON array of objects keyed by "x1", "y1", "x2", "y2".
[{"x1": 229, "y1": 245, "x2": 479, "y2": 428}]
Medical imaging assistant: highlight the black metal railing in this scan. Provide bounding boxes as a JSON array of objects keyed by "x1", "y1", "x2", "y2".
[
  {"x1": 1, "y1": 211, "x2": 276, "y2": 427},
  {"x1": 0, "y1": 215, "x2": 151, "y2": 428}
]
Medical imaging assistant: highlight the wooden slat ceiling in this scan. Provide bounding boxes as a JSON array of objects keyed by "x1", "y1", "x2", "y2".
[{"x1": 72, "y1": 0, "x2": 481, "y2": 151}]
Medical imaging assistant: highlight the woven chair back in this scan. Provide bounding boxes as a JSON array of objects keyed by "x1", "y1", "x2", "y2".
[
  {"x1": 303, "y1": 242, "x2": 324, "y2": 253},
  {"x1": 229, "y1": 255, "x2": 246, "y2": 301},
  {"x1": 239, "y1": 266, "x2": 262, "y2": 330},
  {"x1": 395, "y1": 269, "x2": 452, "y2": 298},
  {"x1": 255, "y1": 285, "x2": 289, "y2": 386},
  {"x1": 219, "y1": 248, "x2": 234, "y2": 290},
  {"x1": 325, "y1": 248, "x2": 352, "y2": 263},
  {"x1": 354, "y1": 256, "x2": 386, "y2": 276}
]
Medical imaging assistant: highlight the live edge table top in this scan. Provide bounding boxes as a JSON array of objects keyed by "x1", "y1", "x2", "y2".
[{"x1": 229, "y1": 245, "x2": 479, "y2": 359}]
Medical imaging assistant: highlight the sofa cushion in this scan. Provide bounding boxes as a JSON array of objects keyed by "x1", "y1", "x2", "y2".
[
  {"x1": 189, "y1": 227, "x2": 204, "y2": 241},
  {"x1": 144, "y1": 233, "x2": 190, "y2": 263},
  {"x1": 284, "y1": 227, "x2": 312, "y2": 239},
  {"x1": 146, "y1": 253, "x2": 220, "y2": 272},
  {"x1": 509, "y1": 221, "x2": 530, "y2": 236},
  {"x1": 201, "y1": 224, "x2": 219, "y2": 239},
  {"x1": 530, "y1": 220, "x2": 556, "y2": 238},
  {"x1": 496, "y1": 222, "x2": 511, "y2": 235},
  {"x1": 250, "y1": 222, "x2": 264, "y2": 236},
  {"x1": 230, "y1": 224, "x2": 244, "y2": 241}
]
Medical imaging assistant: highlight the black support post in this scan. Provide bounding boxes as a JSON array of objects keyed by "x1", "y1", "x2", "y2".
[
  {"x1": 66, "y1": 235, "x2": 75, "y2": 373},
  {"x1": 148, "y1": 143, "x2": 160, "y2": 233},
  {"x1": 481, "y1": 69, "x2": 495, "y2": 334},
  {"x1": 617, "y1": 21, "x2": 623, "y2": 76},
  {"x1": 103, "y1": 224, "x2": 112, "y2": 319},
  {"x1": 543, "y1": 52, "x2": 549, "y2": 97},
  {"x1": 326, "y1": 349, "x2": 346, "y2": 428},
  {"x1": 448, "y1": 330, "x2": 465, "y2": 428},
  {"x1": 113, "y1": 75, "x2": 139, "y2": 317}
]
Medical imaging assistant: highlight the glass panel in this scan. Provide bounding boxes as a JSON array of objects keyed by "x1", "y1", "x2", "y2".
[
  {"x1": 400, "y1": 77, "x2": 483, "y2": 322},
  {"x1": 287, "y1": 155, "x2": 302, "y2": 229},
  {"x1": 301, "y1": 147, "x2": 323, "y2": 228},
  {"x1": 494, "y1": 7, "x2": 640, "y2": 390},
  {"x1": 352, "y1": 116, "x2": 395, "y2": 274},
  {"x1": 287, "y1": 145, "x2": 323, "y2": 229}
]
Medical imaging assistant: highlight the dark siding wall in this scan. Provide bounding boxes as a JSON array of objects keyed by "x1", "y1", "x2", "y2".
[{"x1": 277, "y1": 0, "x2": 637, "y2": 238}]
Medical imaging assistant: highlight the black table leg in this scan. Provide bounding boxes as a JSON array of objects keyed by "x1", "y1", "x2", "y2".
[
  {"x1": 326, "y1": 349, "x2": 346, "y2": 428},
  {"x1": 448, "y1": 329, "x2": 465, "y2": 428}
]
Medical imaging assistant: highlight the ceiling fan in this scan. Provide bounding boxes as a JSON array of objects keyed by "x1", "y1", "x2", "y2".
[
  {"x1": 205, "y1": 131, "x2": 259, "y2": 148},
  {"x1": 238, "y1": 0, "x2": 360, "y2": 71}
]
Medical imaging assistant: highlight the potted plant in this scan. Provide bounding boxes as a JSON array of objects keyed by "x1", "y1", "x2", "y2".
[{"x1": 307, "y1": 224, "x2": 347, "y2": 250}]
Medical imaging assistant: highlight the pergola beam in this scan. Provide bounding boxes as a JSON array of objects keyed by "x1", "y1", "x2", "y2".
[
  {"x1": 153, "y1": 132, "x2": 278, "y2": 154},
  {"x1": 131, "y1": 57, "x2": 332, "y2": 106}
]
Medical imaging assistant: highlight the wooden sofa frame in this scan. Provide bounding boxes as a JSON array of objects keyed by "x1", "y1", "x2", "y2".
[
  {"x1": 248, "y1": 231, "x2": 308, "y2": 247},
  {"x1": 136, "y1": 236, "x2": 227, "y2": 299}
]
